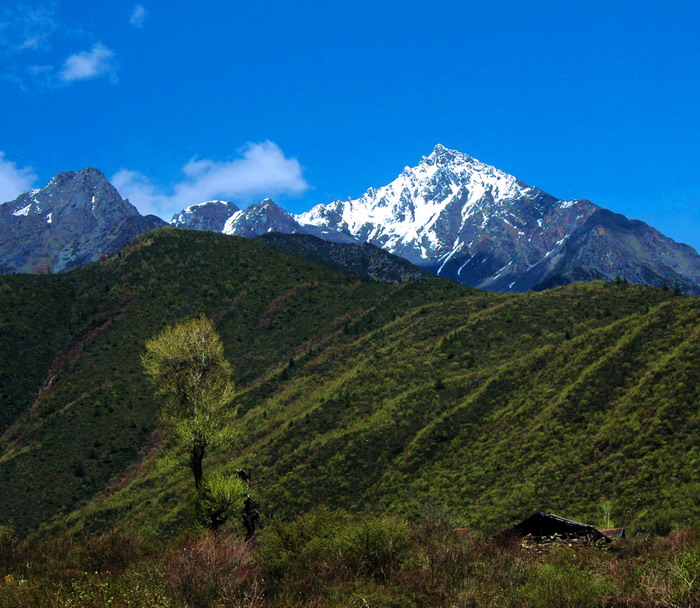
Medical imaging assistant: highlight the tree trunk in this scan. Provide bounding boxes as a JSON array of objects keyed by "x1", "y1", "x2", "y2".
[
  {"x1": 190, "y1": 443, "x2": 205, "y2": 489},
  {"x1": 242, "y1": 496, "x2": 259, "y2": 541}
]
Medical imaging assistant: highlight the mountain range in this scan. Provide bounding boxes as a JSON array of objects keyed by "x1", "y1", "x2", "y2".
[{"x1": 1, "y1": 146, "x2": 700, "y2": 294}]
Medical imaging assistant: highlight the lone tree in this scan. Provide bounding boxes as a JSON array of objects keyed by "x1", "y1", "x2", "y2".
[{"x1": 142, "y1": 316, "x2": 246, "y2": 531}]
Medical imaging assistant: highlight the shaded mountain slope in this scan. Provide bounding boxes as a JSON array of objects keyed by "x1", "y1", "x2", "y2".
[
  {"x1": 0, "y1": 227, "x2": 450, "y2": 531},
  {"x1": 0, "y1": 228, "x2": 698, "y2": 537},
  {"x1": 256, "y1": 232, "x2": 428, "y2": 283}
]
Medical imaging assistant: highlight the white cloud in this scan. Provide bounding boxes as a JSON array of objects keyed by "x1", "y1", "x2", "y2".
[
  {"x1": 0, "y1": 152, "x2": 37, "y2": 203},
  {"x1": 59, "y1": 42, "x2": 117, "y2": 83},
  {"x1": 129, "y1": 5, "x2": 148, "y2": 28},
  {"x1": 112, "y1": 141, "x2": 310, "y2": 218}
]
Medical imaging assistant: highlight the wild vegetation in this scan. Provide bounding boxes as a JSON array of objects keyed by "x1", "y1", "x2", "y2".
[
  {"x1": 0, "y1": 227, "x2": 699, "y2": 540},
  {"x1": 1, "y1": 512, "x2": 700, "y2": 607}
]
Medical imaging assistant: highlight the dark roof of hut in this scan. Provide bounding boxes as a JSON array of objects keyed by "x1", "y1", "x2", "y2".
[{"x1": 502, "y1": 512, "x2": 608, "y2": 541}]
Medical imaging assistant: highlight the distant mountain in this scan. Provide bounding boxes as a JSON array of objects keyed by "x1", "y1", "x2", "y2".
[
  {"x1": 168, "y1": 145, "x2": 700, "y2": 294},
  {"x1": 221, "y1": 198, "x2": 302, "y2": 238},
  {"x1": 4, "y1": 149, "x2": 700, "y2": 295},
  {"x1": 173, "y1": 197, "x2": 360, "y2": 244},
  {"x1": 298, "y1": 144, "x2": 700, "y2": 294},
  {"x1": 0, "y1": 168, "x2": 166, "y2": 273},
  {"x1": 173, "y1": 201, "x2": 424, "y2": 283}
]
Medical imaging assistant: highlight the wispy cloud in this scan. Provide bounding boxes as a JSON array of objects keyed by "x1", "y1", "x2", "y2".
[
  {"x1": 0, "y1": 4, "x2": 58, "y2": 55},
  {"x1": 129, "y1": 5, "x2": 147, "y2": 28},
  {"x1": 0, "y1": 152, "x2": 37, "y2": 204},
  {"x1": 112, "y1": 142, "x2": 310, "y2": 218},
  {"x1": 59, "y1": 42, "x2": 117, "y2": 83}
]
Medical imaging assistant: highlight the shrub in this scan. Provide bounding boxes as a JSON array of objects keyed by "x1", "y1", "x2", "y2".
[
  {"x1": 340, "y1": 517, "x2": 411, "y2": 580},
  {"x1": 80, "y1": 532, "x2": 138, "y2": 574},
  {"x1": 165, "y1": 532, "x2": 259, "y2": 608},
  {"x1": 0, "y1": 524, "x2": 20, "y2": 570},
  {"x1": 260, "y1": 508, "x2": 412, "y2": 603},
  {"x1": 642, "y1": 534, "x2": 700, "y2": 608},
  {"x1": 259, "y1": 508, "x2": 353, "y2": 597}
]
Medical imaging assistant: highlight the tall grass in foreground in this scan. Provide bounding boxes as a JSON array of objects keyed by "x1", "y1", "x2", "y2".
[{"x1": 1, "y1": 514, "x2": 699, "y2": 607}]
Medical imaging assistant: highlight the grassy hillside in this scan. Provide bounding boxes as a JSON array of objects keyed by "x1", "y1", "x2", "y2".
[
  {"x1": 0, "y1": 227, "x2": 698, "y2": 536},
  {"x1": 0, "y1": 227, "x2": 456, "y2": 532}
]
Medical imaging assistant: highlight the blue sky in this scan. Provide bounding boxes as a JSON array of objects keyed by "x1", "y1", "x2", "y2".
[{"x1": 1, "y1": 0, "x2": 699, "y2": 249}]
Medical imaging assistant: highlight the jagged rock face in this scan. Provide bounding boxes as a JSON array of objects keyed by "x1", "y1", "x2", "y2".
[
  {"x1": 0, "y1": 168, "x2": 166, "y2": 273},
  {"x1": 525, "y1": 209, "x2": 700, "y2": 294},
  {"x1": 171, "y1": 200, "x2": 240, "y2": 232},
  {"x1": 298, "y1": 145, "x2": 700, "y2": 293}
]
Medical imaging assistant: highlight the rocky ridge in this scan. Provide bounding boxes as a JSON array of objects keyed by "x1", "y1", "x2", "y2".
[{"x1": 0, "y1": 168, "x2": 166, "y2": 273}]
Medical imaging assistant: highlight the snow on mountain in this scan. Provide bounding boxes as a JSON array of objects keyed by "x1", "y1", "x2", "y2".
[
  {"x1": 174, "y1": 197, "x2": 361, "y2": 244},
  {"x1": 296, "y1": 144, "x2": 700, "y2": 293},
  {"x1": 298, "y1": 143, "x2": 537, "y2": 259},
  {"x1": 295, "y1": 144, "x2": 590, "y2": 287},
  {"x1": 221, "y1": 198, "x2": 302, "y2": 238},
  {"x1": 171, "y1": 200, "x2": 241, "y2": 232}
]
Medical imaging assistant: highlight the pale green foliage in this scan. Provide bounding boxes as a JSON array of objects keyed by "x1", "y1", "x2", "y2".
[
  {"x1": 142, "y1": 316, "x2": 242, "y2": 530},
  {"x1": 598, "y1": 497, "x2": 614, "y2": 530},
  {"x1": 142, "y1": 316, "x2": 236, "y2": 462},
  {"x1": 194, "y1": 475, "x2": 248, "y2": 530},
  {"x1": 665, "y1": 545, "x2": 700, "y2": 607}
]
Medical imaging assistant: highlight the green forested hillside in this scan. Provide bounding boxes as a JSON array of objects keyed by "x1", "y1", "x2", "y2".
[{"x1": 0, "y1": 227, "x2": 698, "y2": 536}]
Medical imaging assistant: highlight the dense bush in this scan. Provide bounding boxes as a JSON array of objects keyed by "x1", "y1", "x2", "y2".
[{"x1": 259, "y1": 508, "x2": 411, "y2": 600}]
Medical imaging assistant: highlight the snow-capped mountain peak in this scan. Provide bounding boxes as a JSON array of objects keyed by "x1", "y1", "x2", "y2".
[
  {"x1": 297, "y1": 145, "x2": 545, "y2": 266},
  {"x1": 222, "y1": 198, "x2": 301, "y2": 238}
]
